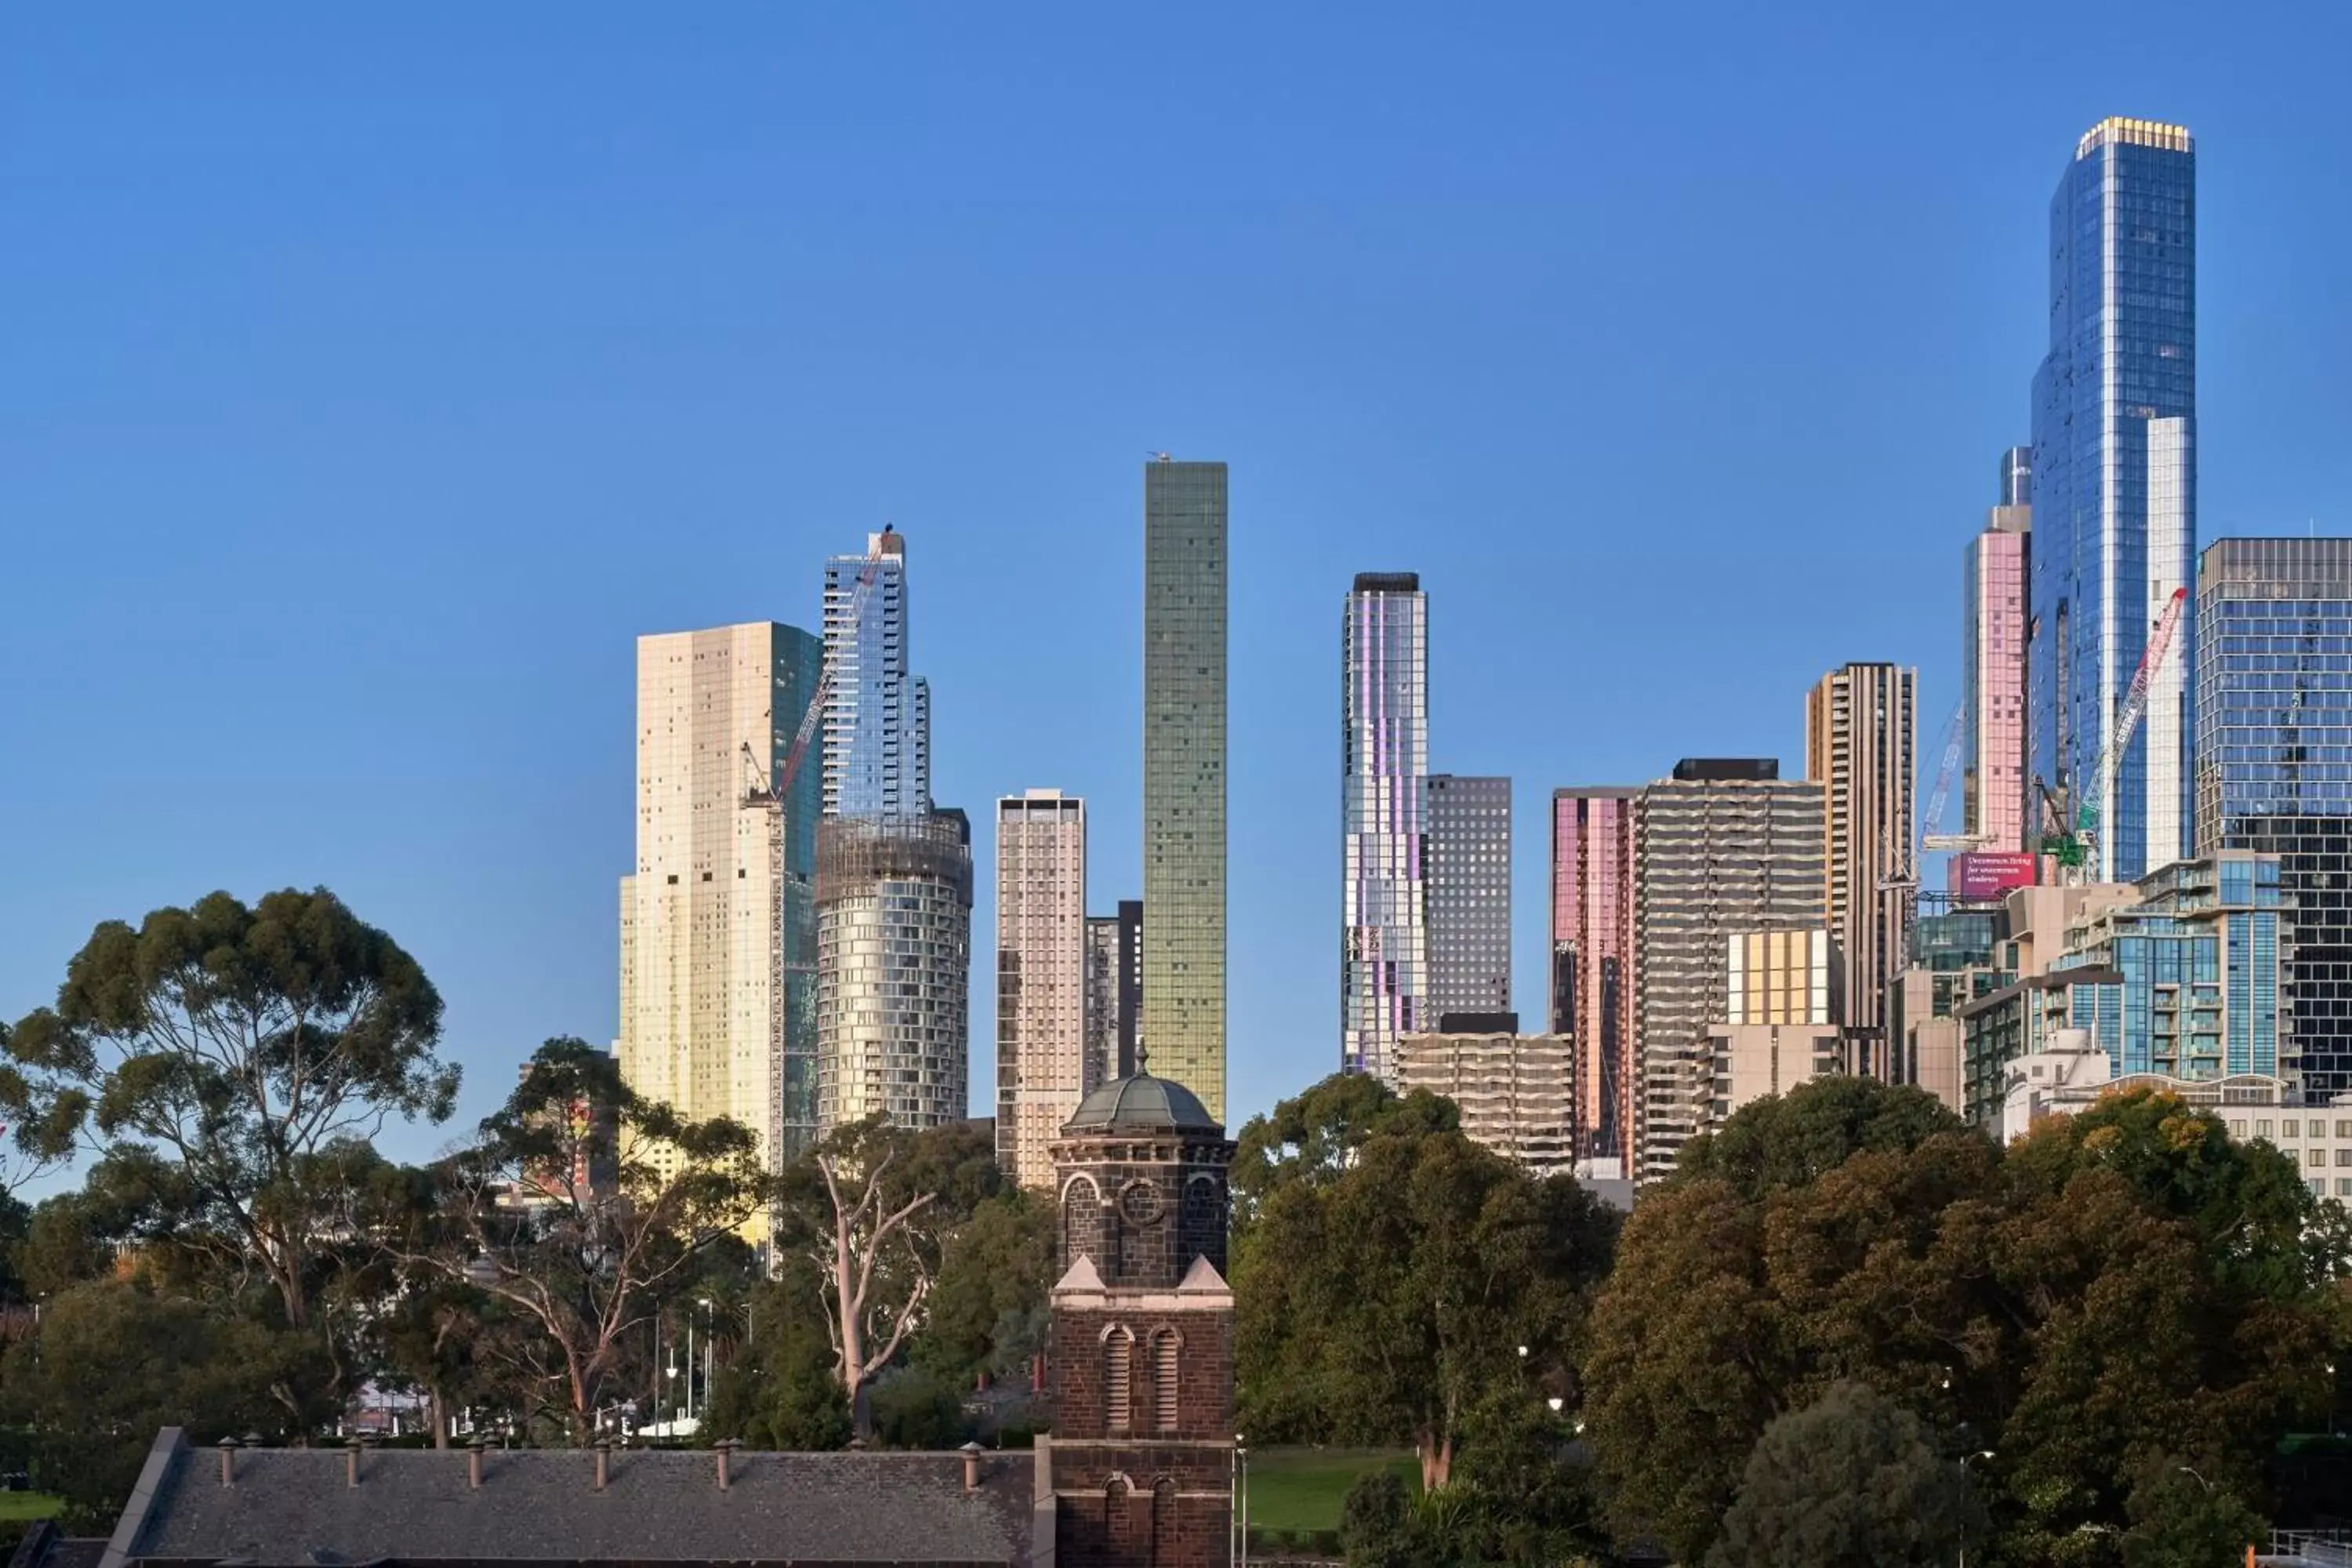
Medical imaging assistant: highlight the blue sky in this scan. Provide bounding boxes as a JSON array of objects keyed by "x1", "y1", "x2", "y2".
[{"x1": 5, "y1": 2, "x2": 2349, "y2": 1167}]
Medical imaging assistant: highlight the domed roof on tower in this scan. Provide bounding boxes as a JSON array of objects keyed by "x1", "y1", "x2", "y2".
[{"x1": 1062, "y1": 1050, "x2": 1220, "y2": 1134}]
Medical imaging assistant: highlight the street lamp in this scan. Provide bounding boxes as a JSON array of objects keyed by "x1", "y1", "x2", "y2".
[
  {"x1": 698, "y1": 1299, "x2": 714, "y2": 1421},
  {"x1": 1959, "y1": 1450, "x2": 1994, "y2": 1568},
  {"x1": 2177, "y1": 1465, "x2": 2214, "y2": 1494},
  {"x1": 1546, "y1": 1396, "x2": 1564, "y2": 1414}
]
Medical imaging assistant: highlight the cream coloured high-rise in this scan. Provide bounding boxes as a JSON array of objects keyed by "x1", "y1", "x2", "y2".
[
  {"x1": 618, "y1": 621, "x2": 822, "y2": 1238},
  {"x1": 996, "y1": 790, "x2": 1088, "y2": 1189}
]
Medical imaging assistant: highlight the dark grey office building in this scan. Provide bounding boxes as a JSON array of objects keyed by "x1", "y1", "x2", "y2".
[
  {"x1": 1426, "y1": 775, "x2": 1512, "y2": 1025},
  {"x1": 2195, "y1": 537, "x2": 2352, "y2": 1101}
]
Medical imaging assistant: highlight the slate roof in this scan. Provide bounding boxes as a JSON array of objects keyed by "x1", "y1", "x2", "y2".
[{"x1": 106, "y1": 1431, "x2": 1037, "y2": 1566}]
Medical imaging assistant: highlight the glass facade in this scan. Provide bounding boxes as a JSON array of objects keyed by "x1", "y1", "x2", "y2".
[
  {"x1": 1962, "y1": 452, "x2": 2031, "y2": 854},
  {"x1": 2028, "y1": 118, "x2": 2196, "y2": 882},
  {"x1": 823, "y1": 528, "x2": 931, "y2": 822},
  {"x1": 1425, "y1": 774, "x2": 1512, "y2": 1026},
  {"x1": 1552, "y1": 789, "x2": 1637, "y2": 1163},
  {"x1": 815, "y1": 811, "x2": 974, "y2": 1132},
  {"x1": 1341, "y1": 574, "x2": 1428, "y2": 1083},
  {"x1": 1142, "y1": 459, "x2": 1228, "y2": 1119},
  {"x1": 2194, "y1": 537, "x2": 2352, "y2": 1100},
  {"x1": 2045, "y1": 851, "x2": 2285, "y2": 1080}
]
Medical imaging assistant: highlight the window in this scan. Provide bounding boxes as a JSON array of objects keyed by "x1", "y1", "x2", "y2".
[
  {"x1": 1155, "y1": 1330, "x2": 1181, "y2": 1432},
  {"x1": 2257, "y1": 1120, "x2": 2274, "y2": 1138},
  {"x1": 2310, "y1": 1148, "x2": 2329, "y2": 1168},
  {"x1": 1105, "y1": 1327, "x2": 1134, "y2": 1432},
  {"x1": 2284, "y1": 1119, "x2": 2301, "y2": 1138}
]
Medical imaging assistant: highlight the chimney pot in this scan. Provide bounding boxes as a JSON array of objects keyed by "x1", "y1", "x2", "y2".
[
  {"x1": 593, "y1": 1439, "x2": 611, "y2": 1492},
  {"x1": 960, "y1": 1440, "x2": 984, "y2": 1494},
  {"x1": 716, "y1": 1438, "x2": 736, "y2": 1491},
  {"x1": 345, "y1": 1439, "x2": 361, "y2": 1489},
  {"x1": 467, "y1": 1439, "x2": 485, "y2": 1490},
  {"x1": 217, "y1": 1437, "x2": 238, "y2": 1488}
]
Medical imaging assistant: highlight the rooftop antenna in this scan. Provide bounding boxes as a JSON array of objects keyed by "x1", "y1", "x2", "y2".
[{"x1": 1149, "y1": 450, "x2": 1171, "y2": 462}]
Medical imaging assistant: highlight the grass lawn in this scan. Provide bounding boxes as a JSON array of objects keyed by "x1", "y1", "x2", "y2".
[
  {"x1": 1245, "y1": 1447, "x2": 1417, "y2": 1534},
  {"x1": 0, "y1": 1494, "x2": 62, "y2": 1523}
]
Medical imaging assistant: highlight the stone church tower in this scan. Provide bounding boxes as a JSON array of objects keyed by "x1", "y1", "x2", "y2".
[{"x1": 1046, "y1": 1066, "x2": 1236, "y2": 1568}]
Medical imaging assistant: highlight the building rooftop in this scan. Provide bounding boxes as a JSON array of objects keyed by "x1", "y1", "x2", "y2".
[
  {"x1": 89, "y1": 1431, "x2": 1036, "y2": 1567},
  {"x1": 1063, "y1": 1066, "x2": 1219, "y2": 1134}
]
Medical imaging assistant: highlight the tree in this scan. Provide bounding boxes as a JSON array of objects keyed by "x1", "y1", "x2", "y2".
[
  {"x1": 1236, "y1": 1120, "x2": 1616, "y2": 1487},
  {"x1": 1338, "y1": 1471, "x2": 1415, "y2": 1568},
  {"x1": 1581, "y1": 1076, "x2": 2343, "y2": 1566},
  {"x1": 772, "y1": 1116, "x2": 1001, "y2": 1429},
  {"x1": 2119, "y1": 1459, "x2": 2266, "y2": 1568},
  {"x1": 1671, "y1": 1073, "x2": 1968, "y2": 1203},
  {"x1": 700, "y1": 1271, "x2": 853, "y2": 1451},
  {"x1": 915, "y1": 1188, "x2": 1055, "y2": 1387},
  {"x1": 1, "y1": 1279, "x2": 330, "y2": 1530},
  {"x1": 379, "y1": 1037, "x2": 768, "y2": 1442},
  {"x1": 1229, "y1": 1072, "x2": 1458, "y2": 1240},
  {"x1": 1, "y1": 888, "x2": 456, "y2": 1331},
  {"x1": 1708, "y1": 1381, "x2": 1983, "y2": 1568}
]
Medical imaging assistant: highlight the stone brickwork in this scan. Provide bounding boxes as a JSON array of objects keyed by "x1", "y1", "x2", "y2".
[
  {"x1": 1054, "y1": 1138, "x2": 1232, "y2": 1288},
  {"x1": 1048, "y1": 1084, "x2": 1237, "y2": 1568}
]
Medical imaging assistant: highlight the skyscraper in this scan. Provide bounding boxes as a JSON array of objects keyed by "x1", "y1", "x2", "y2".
[
  {"x1": 2029, "y1": 118, "x2": 2197, "y2": 882},
  {"x1": 1341, "y1": 572, "x2": 1429, "y2": 1083},
  {"x1": 815, "y1": 810, "x2": 973, "y2": 1132},
  {"x1": 1143, "y1": 458, "x2": 1228, "y2": 1119},
  {"x1": 1963, "y1": 450, "x2": 2033, "y2": 855},
  {"x1": 996, "y1": 790, "x2": 1087, "y2": 1189},
  {"x1": 823, "y1": 526, "x2": 931, "y2": 822},
  {"x1": 617, "y1": 621, "x2": 822, "y2": 1210},
  {"x1": 1083, "y1": 914, "x2": 1120, "y2": 1094},
  {"x1": 1806, "y1": 662, "x2": 1917, "y2": 1069},
  {"x1": 1552, "y1": 788, "x2": 1638, "y2": 1169},
  {"x1": 1426, "y1": 775, "x2": 1512, "y2": 1024},
  {"x1": 1634, "y1": 760, "x2": 1826, "y2": 1180},
  {"x1": 2195, "y1": 537, "x2": 2352, "y2": 1101}
]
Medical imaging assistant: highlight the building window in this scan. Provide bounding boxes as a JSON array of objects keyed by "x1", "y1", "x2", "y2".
[{"x1": 1105, "y1": 1327, "x2": 1134, "y2": 1432}]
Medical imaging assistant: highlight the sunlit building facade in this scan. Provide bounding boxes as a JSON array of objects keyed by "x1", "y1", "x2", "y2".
[
  {"x1": 1426, "y1": 775, "x2": 1512, "y2": 1025},
  {"x1": 1341, "y1": 573, "x2": 1429, "y2": 1083},
  {"x1": 816, "y1": 810, "x2": 973, "y2": 1133},
  {"x1": 1551, "y1": 789, "x2": 1639, "y2": 1167},
  {"x1": 823, "y1": 526, "x2": 931, "y2": 822},
  {"x1": 1142, "y1": 459, "x2": 1229, "y2": 1119},
  {"x1": 2028, "y1": 118, "x2": 2197, "y2": 883},
  {"x1": 1962, "y1": 449, "x2": 2033, "y2": 855},
  {"x1": 996, "y1": 790, "x2": 1087, "y2": 1189}
]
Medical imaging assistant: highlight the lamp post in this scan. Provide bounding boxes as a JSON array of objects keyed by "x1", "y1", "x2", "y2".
[
  {"x1": 2328, "y1": 1361, "x2": 2339, "y2": 1437},
  {"x1": 1959, "y1": 1450, "x2": 1994, "y2": 1568},
  {"x1": 700, "y1": 1298, "x2": 714, "y2": 1417},
  {"x1": 2177, "y1": 1465, "x2": 2214, "y2": 1494}
]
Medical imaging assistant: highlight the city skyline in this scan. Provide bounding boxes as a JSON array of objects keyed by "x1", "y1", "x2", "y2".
[{"x1": 14, "y1": 4, "x2": 2352, "y2": 1161}]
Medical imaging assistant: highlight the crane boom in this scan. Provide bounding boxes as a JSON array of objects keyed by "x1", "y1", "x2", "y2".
[
  {"x1": 2078, "y1": 585, "x2": 2189, "y2": 837},
  {"x1": 1916, "y1": 699, "x2": 1965, "y2": 868}
]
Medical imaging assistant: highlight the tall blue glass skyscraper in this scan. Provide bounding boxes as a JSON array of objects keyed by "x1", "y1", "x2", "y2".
[
  {"x1": 2028, "y1": 118, "x2": 2197, "y2": 883},
  {"x1": 822, "y1": 525, "x2": 931, "y2": 822}
]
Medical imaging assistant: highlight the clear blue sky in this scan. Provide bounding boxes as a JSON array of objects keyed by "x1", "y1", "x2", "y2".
[{"x1": 5, "y1": 2, "x2": 2349, "y2": 1167}]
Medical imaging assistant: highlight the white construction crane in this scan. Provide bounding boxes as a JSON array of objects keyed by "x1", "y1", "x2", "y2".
[{"x1": 2050, "y1": 584, "x2": 2189, "y2": 877}]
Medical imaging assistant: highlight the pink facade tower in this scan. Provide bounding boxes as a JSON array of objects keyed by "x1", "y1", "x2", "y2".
[
  {"x1": 1551, "y1": 789, "x2": 1637, "y2": 1168},
  {"x1": 1958, "y1": 447, "x2": 2032, "y2": 876}
]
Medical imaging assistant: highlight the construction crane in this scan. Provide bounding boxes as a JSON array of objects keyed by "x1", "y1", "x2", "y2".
[
  {"x1": 1917, "y1": 699, "x2": 1981, "y2": 859},
  {"x1": 2040, "y1": 585, "x2": 2189, "y2": 877},
  {"x1": 742, "y1": 528, "x2": 891, "y2": 811}
]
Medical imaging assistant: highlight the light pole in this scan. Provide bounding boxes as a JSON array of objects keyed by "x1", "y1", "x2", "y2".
[
  {"x1": 686, "y1": 1312, "x2": 696, "y2": 1424},
  {"x1": 700, "y1": 1299, "x2": 714, "y2": 1417},
  {"x1": 1959, "y1": 1450, "x2": 1994, "y2": 1568},
  {"x1": 2328, "y1": 1361, "x2": 2339, "y2": 1436}
]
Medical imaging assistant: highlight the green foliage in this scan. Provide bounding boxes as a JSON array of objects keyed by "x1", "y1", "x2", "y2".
[
  {"x1": 1, "y1": 887, "x2": 456, "y2": 1331},
  {"x1": 1236, "y1": 1081, "x2": 1617, "y2": 1484},
  {"x1": 913, "y1": 1189, "x2": 1054, "y2": 1385},
  {"x1": 700, "y1": 1272, "x2": 852, "y2": 1451},
  {"x1": 1337, "y1": 1471, "x2": 1412, "y2": 1568},
  {"x1": 1582, "y1": 1075, "x2": 2342, "y2": 1566},
  {"x1": 1708, "y1": 1381, "x2": 1982, "y2": 1568},
  {"x1": 868, "y1": 1366, "x2": 967, "y2": 1449},
  {"x1": 2118, "y1": 1461, "x2": 2266, "y2": 1568},
  {"x1": 1230, "y1": 1073, "x2": 1459, "y2": 1240},
  {"x1": 1671, "y1": 1073, "x2": 1968, "y2": 1201},
  {"x1": 1, "y1": 1279, "x2": 332, "y2": 1530}
]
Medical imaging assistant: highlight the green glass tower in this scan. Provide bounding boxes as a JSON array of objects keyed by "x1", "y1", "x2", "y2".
[{"x1": 1142, "y1": 458, "x2": 1229, "y2": 1120}]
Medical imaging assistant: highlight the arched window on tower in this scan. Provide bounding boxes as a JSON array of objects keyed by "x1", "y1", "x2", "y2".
[
  {"x1": 1153, "y1": 1328, "x2": 1181, "y2": 1432},
  {"x1": 1105, "y1": 1325, "x2": 1134, "y2": 1432}
]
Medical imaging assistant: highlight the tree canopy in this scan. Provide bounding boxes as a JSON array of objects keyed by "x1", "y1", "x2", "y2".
[{"x1": 1583, "y1": 1076, "x2": 2339, "y2": 1566}]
